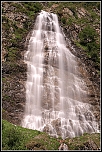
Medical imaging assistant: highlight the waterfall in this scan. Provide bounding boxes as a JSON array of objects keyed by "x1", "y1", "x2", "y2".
[{"x1": 21, "y1": 10, "x2": 99, "y2": 139}]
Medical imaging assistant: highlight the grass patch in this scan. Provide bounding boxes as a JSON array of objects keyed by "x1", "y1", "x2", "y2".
[{"x1": 2, "y1": 119, "x2": 60, "y2": 150}]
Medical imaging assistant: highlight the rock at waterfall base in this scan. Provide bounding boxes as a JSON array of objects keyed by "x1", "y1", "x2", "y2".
[{"x1": 58, "y1": 143, "x2": 68, "y2": 150}]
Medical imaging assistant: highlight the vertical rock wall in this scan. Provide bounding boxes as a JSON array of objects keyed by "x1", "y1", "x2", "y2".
[{"x1": 2, "y1": 2, "x2": 100, "y2": 131}]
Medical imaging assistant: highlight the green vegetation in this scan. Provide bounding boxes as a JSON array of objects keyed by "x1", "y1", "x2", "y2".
[
  {"x1": 66, "y1": 133, "x2": 100, "y2": 150},
  {"x1": 2, "y1": 77, "x2": 7, "y2": 82},
  {"x1": 79, "y1": 25, "x2": 100, "y2": 66},
  {"x1": 7, "y1": 48, "x2": 17, "y2": 62},
  {"x1": 61, "y1": 17, "x2": 66, "y2": 24},
  {"x1": 22, "y1": 2, "x2": 43, "y2": 13},
  {"x1": 2, "y1": 119, "x2": 60, "y2": 150},
  {"x1": 9, "y1": 2, "x2": 42, "y2": 16},
  {"x1": 79, "y1": 25, "x2": 98, "y2": 45},
  {"x1": 2, "y1": 119, "x2": 100, "y2": 150},
  {"x1": 3, "y1": 95, "x2": 11, "y2": 101},
  {"x1": 2, "y1": 2, "x2": 43, "y2": 65},
  {"x1": 82, "y1": 2, "x2": 100, "y2": 10}
]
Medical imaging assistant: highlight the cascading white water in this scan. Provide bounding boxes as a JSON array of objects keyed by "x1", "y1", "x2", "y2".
[{"x1": 22, "y1": 10, "x2": 99, "y2": 139}]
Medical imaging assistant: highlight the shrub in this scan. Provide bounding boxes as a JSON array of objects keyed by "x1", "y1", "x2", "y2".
[
  {"x1": 87, "y1": 42, "x2": 100, "y2": 62},
  {"x1": 7, "y1": 128, "x2": 21, "y2": 148},
  {"x1": 61, "y1": 17, "x2": 66, "y2": 24},
  {"x1": 82, "y1": 2, "x2": 100, "y2": 10},
  {"x1": 79, "y1": 25, "x2": 100, "y2": 65},
  {"x1": 79, "y1": 25, "x2": 98, "y2": 45},
  {"x1": 2, "y1": 126, "x2": 23, "y2": 150}
]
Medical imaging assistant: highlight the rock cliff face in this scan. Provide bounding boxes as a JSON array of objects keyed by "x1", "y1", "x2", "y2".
[
  {"x1": 2, "y1": 2, "x2": 28, "y2": 125},
  {"x1": 2, "y1": 2, "x2": 100, "y2": 132}
]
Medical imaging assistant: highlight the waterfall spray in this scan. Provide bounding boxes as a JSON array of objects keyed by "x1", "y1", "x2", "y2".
[{"x1": 22, "y1": 10, "x2": 99, "y2": 139}]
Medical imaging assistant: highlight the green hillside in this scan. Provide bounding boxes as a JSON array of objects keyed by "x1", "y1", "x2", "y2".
[{"x1": 2, "y1": 119, "x2": 100, "y2": 150}]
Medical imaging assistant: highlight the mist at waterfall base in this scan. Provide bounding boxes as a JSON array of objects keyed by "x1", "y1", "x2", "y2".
[{"x1": 21, "y1": 10, "x2": 99, "y2": 139}]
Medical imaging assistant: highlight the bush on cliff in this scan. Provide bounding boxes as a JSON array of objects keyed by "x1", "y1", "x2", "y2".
[{"x1": 79, "y1": 25, "x2": 100, "y2": 65}]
